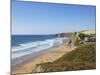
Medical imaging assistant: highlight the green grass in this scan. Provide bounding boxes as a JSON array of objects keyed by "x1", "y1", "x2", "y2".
[
  {"x1": 56, "y1": 42, "x2": 96, "y2": 62},
  {"x1": 33, "y1": 42, "x2": 96, "y2": 72}
]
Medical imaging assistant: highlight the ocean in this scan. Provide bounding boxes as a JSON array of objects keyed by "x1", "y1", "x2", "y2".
[{"x1": 11, "y1": 35, "x2": 68, "y2": 59}]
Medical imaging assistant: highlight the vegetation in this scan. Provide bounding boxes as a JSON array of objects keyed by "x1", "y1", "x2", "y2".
[
  {"x1": 80, "y1": 30, "x2": 96, "y2": 35},
  {"x1": 32, "y1": 30, "x2": 96, "y2": 73},
  {"x1": 33, "y1": 42, "x2": 96, "y2": 72}
]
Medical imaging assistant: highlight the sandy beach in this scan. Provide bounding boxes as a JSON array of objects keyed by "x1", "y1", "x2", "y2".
[{"x1": 12, "y1": 43, "x2": 75, "y2": 74}]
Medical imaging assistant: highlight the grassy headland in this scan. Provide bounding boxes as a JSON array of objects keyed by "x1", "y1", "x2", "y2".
[
  {"x1": 32, "y1": 30, "x2": 96, "y2": 73},
  {"x1": 33, "y1": 42, "x2": 95, "y2": 72}
]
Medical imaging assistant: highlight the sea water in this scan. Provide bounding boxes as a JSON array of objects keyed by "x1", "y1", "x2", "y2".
[{"x1": 11, "y1": 35, "x2": 68, "y2": 59}]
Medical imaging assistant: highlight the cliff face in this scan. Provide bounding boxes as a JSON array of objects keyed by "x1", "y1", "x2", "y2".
[
  {"x1": 55, "y1": 30, "x2": 96, "y2": 46},
  {"x1": 67, "y1": 30, "x2": 96, "y2": 46},
  {"x1": 55, "y1": 32, "x2": 73, "y2": 38}
]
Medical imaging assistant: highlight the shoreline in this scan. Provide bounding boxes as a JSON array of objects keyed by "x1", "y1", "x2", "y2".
[
  {"x1": 11, "y1": 45, "x2": 61, "y2": 70},
  {"x1": 11, "y1": 38, "x2": 68, "y2": 69},
  {"x1": 12, "y1": 43, "x2": 75, "y2": 74}
]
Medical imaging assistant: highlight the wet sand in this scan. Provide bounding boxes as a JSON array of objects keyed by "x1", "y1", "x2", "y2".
[{"x1": 12, "y1": 43, "x2": 75, "y2": 74}]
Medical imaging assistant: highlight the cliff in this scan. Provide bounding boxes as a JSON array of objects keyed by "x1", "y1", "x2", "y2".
[
  {"x1": 55, "y1": 32, "x2": 73, "y2": 38},
  {"x1": 55, "y1": 30, "x2": 96, "y2": 46},
  {"x1": 32, "y1": 30, "x2": 96, "y2": 73},
  {"x1": 67, "y1": 30, "x2": 96, "y2": 46}
]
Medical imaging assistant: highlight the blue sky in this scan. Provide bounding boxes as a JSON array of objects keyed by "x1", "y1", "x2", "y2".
[{"x1": 12, "y1": 0, "x2": 96, "y2": 35}]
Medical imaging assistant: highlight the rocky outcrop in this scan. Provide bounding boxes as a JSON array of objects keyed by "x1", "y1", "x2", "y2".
[
  {"x1": 32, "y1": 65, "x2": 44, "y2": 73},
  {"x1": 55, "y1": 32, "x2": 73, "y2": 38},
  {"x1": 67, "y1": 30, "x2": 96, "y2": 46}
]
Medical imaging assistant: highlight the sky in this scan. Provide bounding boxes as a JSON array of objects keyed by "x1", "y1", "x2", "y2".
[{"x1": 12, "y1": 0, "x2": 96, "y2": 35}]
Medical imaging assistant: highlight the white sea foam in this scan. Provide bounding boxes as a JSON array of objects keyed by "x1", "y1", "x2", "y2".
[{"x1": 12, "y1": 38, "x2": 67, "y2": 59}]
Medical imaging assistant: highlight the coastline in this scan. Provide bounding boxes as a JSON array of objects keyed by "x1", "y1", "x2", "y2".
[{"x1": 12, "y1": 43, "x2": 75, "y2": 74}]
